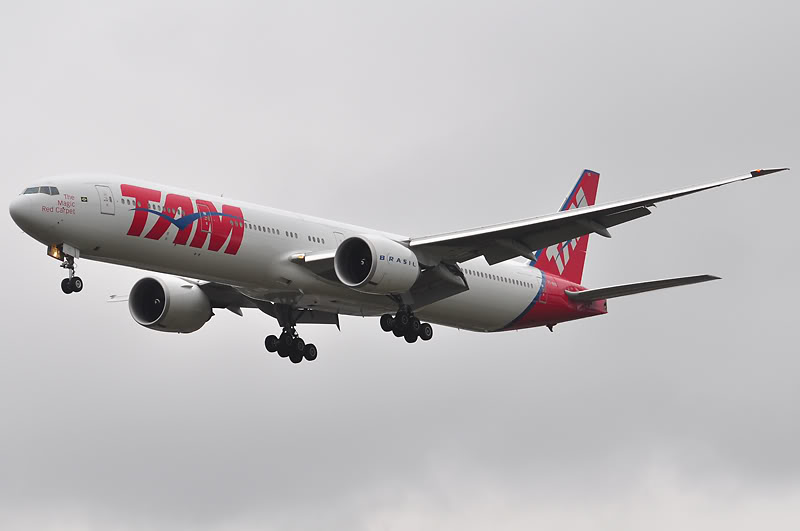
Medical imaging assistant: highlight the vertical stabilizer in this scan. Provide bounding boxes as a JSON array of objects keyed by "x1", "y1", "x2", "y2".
[{"x1": 531, "y1": 169, "x2": 600, "y2": 284}]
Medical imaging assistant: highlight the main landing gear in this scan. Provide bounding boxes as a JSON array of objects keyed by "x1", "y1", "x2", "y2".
[
  {"x1": 380, "y1": 307, "x2": 433, "y2": 344},
  {"x1": 264, "y1": 327, "x2": 318, "y2": 364},
  {"x1": 60, "y1": 255, "x2": 83, "y2": 294}
]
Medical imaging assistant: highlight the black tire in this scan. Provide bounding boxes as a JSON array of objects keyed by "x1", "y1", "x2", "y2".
[
  {"x1": 289, "y1": 350, "x2": 303, "y2": 364},
  {"x1": 61, "y1": 278, "x2": 73, "y2": 294},
  {"x1": 70, "y1": 276, "x2": 83, "y2": 292},
  {"x1": 277, "y1": 345, "x2": 290, "y2": 358},
  {"x1": 396, "y1": 312, "x2": 410, "y2": 328},
  {"x1": 419, "y1": 323, "x2": 433, "y2": 341},
  {"x1": 409, "y1": 317, "x2": 421, "y2": 334},
  {"x1": 293, "y1": 337, "x2": 305, "y2": 353},
  {"x1": 380, "y1": 314, "x2": 394, "y2": 332},
  {"x1": 304, "y1": 344, "x2": 318, "y2": 361},
  {"x1": 280, "y1": 332, "x2": 294, "y2": 348},
  {"x1": 392, "y1": 326, "x2": 405, "y2": 337},
  {"x1": 404, "y1": 332, "x2": 418, "y2": 343},
  {"x1": 265, "y1": 335, "x2": 279, "y2": 352}
]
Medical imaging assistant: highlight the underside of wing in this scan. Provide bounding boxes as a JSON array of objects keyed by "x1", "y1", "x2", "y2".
[{"x1": 197, "y1": 280, "x2": 340, "y2": 326}]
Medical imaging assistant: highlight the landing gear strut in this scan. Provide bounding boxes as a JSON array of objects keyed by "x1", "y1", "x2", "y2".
[
  {"x1": 265, "y1": 327, "x2": 318, "y2": 363},
  {"x1": 380, "y1": 306, "x2": 433, "y2": 344},
  {"x1": 60, "y1": 255, "x2": 83, "y2": 294}
]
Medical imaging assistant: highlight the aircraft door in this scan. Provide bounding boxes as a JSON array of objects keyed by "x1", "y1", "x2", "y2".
[
  {"x1": 197, "y1": 202, "x2": 212, "y2": 234},
  {"x1": 96, "y1": 185, "x2": 115, "y2": 215}
]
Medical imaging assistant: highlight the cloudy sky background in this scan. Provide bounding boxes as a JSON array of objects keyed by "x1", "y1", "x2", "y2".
[{"x1": 1, "y1": 1, "x2": 798, "y2": 529}]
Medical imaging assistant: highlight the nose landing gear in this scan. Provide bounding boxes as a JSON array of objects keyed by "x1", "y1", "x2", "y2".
[
  {"x1": 265, "y1": 327, "x2": 318, "y2": 363},
  {"x1": 59, "y1": 255, "x2": 83, "y2": 294},
  {"x1": 380, "y1": 307, "x2": 433, "y2": 344}
]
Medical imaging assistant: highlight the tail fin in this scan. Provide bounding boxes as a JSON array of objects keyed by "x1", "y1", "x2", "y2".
[{"x1": 531, "y1": 169, "x2": 600, "y2": 284}]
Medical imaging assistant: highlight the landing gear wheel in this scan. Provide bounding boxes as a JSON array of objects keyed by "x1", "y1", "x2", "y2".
[
  {"x1": 396, "y1": 312, "x2": 410, "y2": 329},
  {"x1": 70, "y1": 276, "x2": 83, "y2": 293},
  {"x1": 293, "y1": 337, "x2": 305, "y2": 353},
  {"x1": 419, "y1": 323, "x2": 433, "y2": 341},
  {"x1": 61, "y1": 278, "x2": 73, "y2": 294},
  {"x1": 303, "y1": 344, "x2": 318, "y2": 361},
  {"x1": 289, "y1": 349, "x2": 303, "y2": 364},
  {"x1": 404, "y1": 332, "x2": 418, "y2": 343},
  {"x1": 380, "y1": 314, "x2": 394, "y2": 332},
  {"x1": 392, "y1": 326, "x2": 405, "y2": 337},
  {"x1": 277, "y1": 345, "x2": 290, "y2": 358},
  {"x1": 409, "y1": 317, "x2": 421, "y2": 334},
  {"x1": 280, "y1": 332, "x2": 294, "y2": 349},
  {"x1": 265, "y1": 335, "x2": 279, "y2": 353}
]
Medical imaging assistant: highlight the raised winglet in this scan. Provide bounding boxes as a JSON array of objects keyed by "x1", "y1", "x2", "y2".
[{"x1": 750, "y1": 168, "x2": 790, "y2": 178}]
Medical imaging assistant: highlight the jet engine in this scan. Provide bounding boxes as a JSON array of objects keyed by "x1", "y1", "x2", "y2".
[
  {"x1": 334, "y1": 235, "x2": 420, "y2": 294},
  {"x1": 128, "y1": 276, "x2": 212, "y2": 333}
]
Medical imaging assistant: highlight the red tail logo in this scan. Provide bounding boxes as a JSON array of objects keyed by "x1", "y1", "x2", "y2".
[{"x1": 533, "y1": 170, "x2": 599, "y2": 284}]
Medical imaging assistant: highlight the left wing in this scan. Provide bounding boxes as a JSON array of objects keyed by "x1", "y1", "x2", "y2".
[{"x1": 409, "y1": 168, "x2": 788, "y2": 266}]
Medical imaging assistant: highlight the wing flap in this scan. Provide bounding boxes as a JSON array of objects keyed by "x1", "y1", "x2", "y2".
[{"x1": 565, "y1": 274, "x2": 720, "y2": 302}]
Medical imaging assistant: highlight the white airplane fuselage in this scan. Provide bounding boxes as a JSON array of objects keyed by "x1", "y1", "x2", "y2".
[{"x1": 10, "y1": 174, "x2": 597, "y2": 334}]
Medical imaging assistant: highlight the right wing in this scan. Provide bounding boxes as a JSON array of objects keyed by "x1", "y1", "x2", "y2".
[{"x1": 409, "y1": 168, "x2": 789, "y2": 266}]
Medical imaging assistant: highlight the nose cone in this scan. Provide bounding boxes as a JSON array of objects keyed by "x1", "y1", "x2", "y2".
[{"x1": 9, "y1": 195, "x2": 33, "y2": 231}]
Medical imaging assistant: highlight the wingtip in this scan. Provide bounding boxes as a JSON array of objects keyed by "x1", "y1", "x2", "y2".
[{"x1": 750, "y1": 167, "x2": 790, "y2": 177}]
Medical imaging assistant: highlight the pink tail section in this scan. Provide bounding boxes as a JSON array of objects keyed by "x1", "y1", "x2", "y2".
[{"x1": 531, "y1": 169, "x2": 600, "y2": 285}]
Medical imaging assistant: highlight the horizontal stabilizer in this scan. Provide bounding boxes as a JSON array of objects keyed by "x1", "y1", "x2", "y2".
[{"x1": 565, "y1": 274, "x2": 720, "y2": 302}]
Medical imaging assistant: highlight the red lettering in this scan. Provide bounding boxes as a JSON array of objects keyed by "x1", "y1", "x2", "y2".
[
  {"x1": 144, "y1": 193, "x2": 195, "y2": 245},
  {"x1": 189, "y1": 200, "x2": 244, "y2": 255},
  {"x1": 121, "y1": 184, "x2": 161, "y2": 236}
]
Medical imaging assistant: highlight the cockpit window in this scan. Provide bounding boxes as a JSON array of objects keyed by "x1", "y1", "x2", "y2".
[{"x1": 21, "y1": 186, "x2": 60, "y2": 195}]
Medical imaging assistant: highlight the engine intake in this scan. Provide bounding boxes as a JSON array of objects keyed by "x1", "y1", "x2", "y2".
[
  {"x1": 129, "y1": 276, "x2": 212, "y2": 333},
  {"x1": 334, "y1": 235, "x2": 420, "y2": 294}
]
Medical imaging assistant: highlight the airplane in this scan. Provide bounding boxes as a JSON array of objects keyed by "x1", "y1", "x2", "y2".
[{"x1": 8, "y1": 167, "x2": 788, "y2": 364}]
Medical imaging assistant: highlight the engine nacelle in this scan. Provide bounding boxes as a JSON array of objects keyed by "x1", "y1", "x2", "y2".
[
  {"x1": 334, "y1": 234, "x2": 420, "y2": 294},
  {"x1": 128, "y1": 276, "x2": 212, "y2": 333}
]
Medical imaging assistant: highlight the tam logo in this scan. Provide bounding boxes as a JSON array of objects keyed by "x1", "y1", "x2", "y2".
[
  {"x1": 545, "y1": 186, "x2": 588, "y2": 274},
  {"x1": 121, "y1": 184, "x2": 245, "y2": 255}
]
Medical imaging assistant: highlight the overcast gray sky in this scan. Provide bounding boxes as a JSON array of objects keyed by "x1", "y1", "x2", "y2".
[{"x1": 1, "y1": 1, "x2": 799, "y2": 530}]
